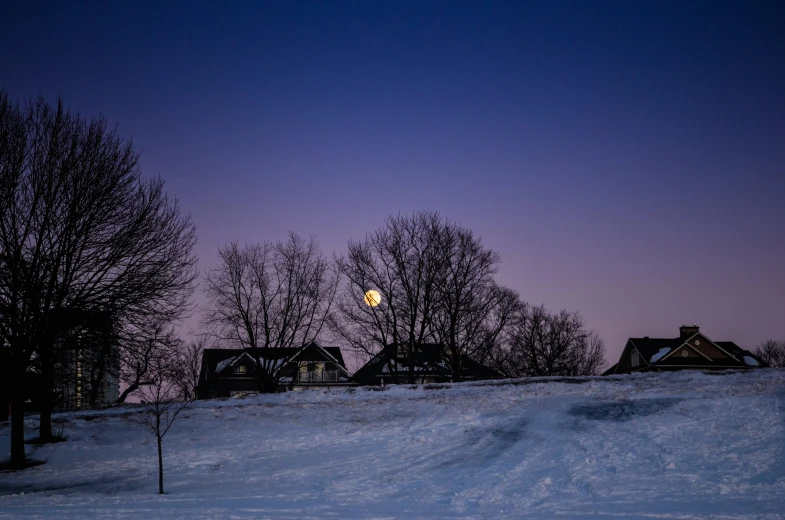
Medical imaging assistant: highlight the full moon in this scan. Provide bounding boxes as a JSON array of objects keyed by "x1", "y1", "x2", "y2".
[{"x1": 364, "y1": 289, "x2": 382, "y2": 307}]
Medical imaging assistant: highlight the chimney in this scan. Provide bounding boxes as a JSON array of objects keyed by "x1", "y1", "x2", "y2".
[{"x1": 679, "y1": 323, "x2": 699, "y2": 339}]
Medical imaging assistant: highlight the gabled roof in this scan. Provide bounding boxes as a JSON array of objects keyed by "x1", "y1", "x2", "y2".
[
  {"x1": 352, "y1": 343, "x2": 502, "y2": 383},
  {"x1": 287, "y1": 342, "x2": 351, "y2": 377},
  {"x1": 353, "y1": 343, "x2": 446, "y2": 383},
  {"x1": 202, "y1": 342, "x2": 350, "y2": 378},
  {"x1": 610, "y1": 329, "x2": 767, "y2": 374},
  {"x1": 215, "y1": 351, "x2": 257, "y2": 374},
  {"x1": 628, "y1": 338, "x2": 676, "y2": 362}
]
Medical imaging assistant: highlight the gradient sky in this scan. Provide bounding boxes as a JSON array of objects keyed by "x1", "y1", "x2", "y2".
[{"x1": 2, "y1": 1, "x2": 784, "y2": 363}]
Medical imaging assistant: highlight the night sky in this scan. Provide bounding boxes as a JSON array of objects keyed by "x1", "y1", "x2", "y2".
[{"x1": 2, "y1": 1, "x2": 784, "y2": 362}]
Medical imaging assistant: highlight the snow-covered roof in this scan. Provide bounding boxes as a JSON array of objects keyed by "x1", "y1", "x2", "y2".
[
  {"x1": 650, "y1": 347, "x2": 671, "y2": 363},
  {"x1": 215, "y1": 357, "x2": 238, "y2": 374},
  {"x1": 743, "y1": 356, "x2": 759, "y2": 366}
]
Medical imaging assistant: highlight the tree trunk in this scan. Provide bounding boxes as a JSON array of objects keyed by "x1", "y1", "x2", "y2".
[
  {"x1": 89, "y1": 338, "x2": 111, "y2": 406},
  {"x1": 255, "y1": 364, "x2": 279, "y2": 394},
  {"x1": 261, "y1": 374, "x2": 278, "y2": 394},
  {"x1": 39, "y1": 353, "x2": 54, "y2": 441},
  {"x1": 0, "y1": 375, "x2": 8, "y2": 422},
  {"x1": 451, "y1": 349, "x2": 463, "y2": 383},
  {"x1": 157, "y1": 433, "x2": 164, "y2": 494},
  {"x1": 39, "y1": 404, "x2": 52, "y2": 442},
  {"x1": 10, "y1": 387, "x2": 26, "y2": 468},
  {"x1": 407, "y1": 342, "x2": 415, "y2": 384}
]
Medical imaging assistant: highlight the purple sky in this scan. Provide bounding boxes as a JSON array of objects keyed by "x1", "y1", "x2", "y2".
[{"x1": 2, "y1": 1, "x2": 784, "y2": 362}]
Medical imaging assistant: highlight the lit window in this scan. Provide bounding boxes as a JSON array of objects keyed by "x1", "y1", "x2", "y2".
[{"x1": 235, "y1": 364, "x2": 246, "y2": 374}]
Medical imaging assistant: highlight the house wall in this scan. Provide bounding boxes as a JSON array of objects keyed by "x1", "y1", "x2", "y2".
[
  {"x1": 616, "y1": 343, "x2": 636, "y2": 372},
  {"x1": 687, "y1": 336, "x2": 729, "y2": 359},
  {"x1": 200, "y1": 377, "x2": 259, "y2": 399},
  {"x1": 671, "y1": 346, "x2": 701, "y2": 359},
  {"x1": 296, "y1": 361, "x2": 339, "y2": 383}
]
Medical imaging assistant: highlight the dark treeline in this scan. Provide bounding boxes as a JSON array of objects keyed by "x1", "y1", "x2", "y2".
[
  {"x1": 0, "y1": 92, "x2": 198, "y2": 469},
  {"x1": 202, "y1": 211, "x2": 607, "y2": 387},
  {"x1": 329, "y1": 211, "x2": 606, "y2": 381}
]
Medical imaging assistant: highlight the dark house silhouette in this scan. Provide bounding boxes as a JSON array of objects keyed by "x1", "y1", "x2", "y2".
[
  {"x1": 197, "y1": 341, "x2": 354, "y2": 398},
  {"x1": 353, "y1": 343, "x2": 502, "y2": 386},
  {"x1": 604, "y1": 324, "x2": 766, "y2": 375}
]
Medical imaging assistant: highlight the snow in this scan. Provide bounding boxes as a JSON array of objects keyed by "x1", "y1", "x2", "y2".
[
  {"x1": 2, "y1": 369, "x2": 785, "y2": 519},
  {"x1": 214, "y1": 357, "x2": 236, "y2": 374},
  {"x1": 743, "y1": 356, "x2": 760, "y2": 366},
  {"x1": 650, "y1": 347, "x2": 671, "y2": 363}
]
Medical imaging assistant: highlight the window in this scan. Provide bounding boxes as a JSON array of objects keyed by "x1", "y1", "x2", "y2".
[
  {"x1": 235, "y1": 364, "x2": 246, "y2": 374},
  {"x1": 631, "y1": 351, "x2": 639, "y2": 367},
  {"x1": 695, "y1": 339, "x2": 701, "y2": 346},
  {"x1": 681, "y1": 349, "x2": 689, "y2": 357}
]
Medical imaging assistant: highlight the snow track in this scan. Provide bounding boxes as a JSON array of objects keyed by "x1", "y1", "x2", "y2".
[{"x1": 1, "y1": 370, "x2": 784, "y2": 519}]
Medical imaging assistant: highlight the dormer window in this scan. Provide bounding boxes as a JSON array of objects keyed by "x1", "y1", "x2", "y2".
[
  {"x1": 235, "y1": 364, "x2": 246, "y2": 374},
  {"x1": 631, "y1": 351, "x2": 640, "y2": 367}
]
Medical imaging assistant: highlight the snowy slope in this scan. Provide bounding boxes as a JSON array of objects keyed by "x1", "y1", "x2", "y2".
[{"x1": 1, "y1": 369, "x2": 784, "y2": 519}]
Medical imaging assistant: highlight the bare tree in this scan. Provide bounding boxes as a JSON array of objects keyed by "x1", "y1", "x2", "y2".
[
  {"x1": 202, "y1": 233, "x2": 337, "y2": 392},
  {"x1": 431, "y1": 224, "x2": 519, "y2": 381},
  {"x1": 755, "y1": 339, "x2": 785, "y2": 368},
  {"x1": 115, "y1": 318, "x2": 179, "y2": 404},
  {"x1": 0, "y1": 92, "x2": 197, "y2": 468},
  {"x1": 491, "y1": 304, "x2": 606, "y2": 377},
  {"x1": 332, "y1": 211, "x2": 521, "y2": 383},
  {"x1": 452, "y1": 284, "x2": 523, "y2": 375},
  {"x1": 331, "y1": 212, "x2": 443, "y2": 383},
  {"x1": 134, "y1": 356, "x2": 193, "y2": 495},
  {"x1": 169, "y1": 337, "x2": 205, "y2": 400}
]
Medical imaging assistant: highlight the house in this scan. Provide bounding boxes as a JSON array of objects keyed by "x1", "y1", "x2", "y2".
[
  {"x1": 352, "y1": 342, "x2": 502, "y2": 386},
  {"x1": 197, "y1": 341, "x2": 354, "y2": 399},
  {"x1": 604, "y1": 324, "x2": 767, "y2": 375}
]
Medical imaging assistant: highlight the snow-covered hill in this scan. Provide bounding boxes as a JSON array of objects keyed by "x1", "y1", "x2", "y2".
[{"x1": 1, "y1": 370, "x2": 784, "y2": 519}]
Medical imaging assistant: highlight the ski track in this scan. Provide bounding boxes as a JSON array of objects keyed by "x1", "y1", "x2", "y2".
[{"x1": 1, "y1": 370, "x2": 784, "y2": 519}]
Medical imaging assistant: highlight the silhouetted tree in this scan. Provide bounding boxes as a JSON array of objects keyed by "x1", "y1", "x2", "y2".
[
  {"x1": 116, "y1": 318, "x2": 179, "y2": 404},
  {"x1": 134, "y1": 356, "x2": 193, "y2": 495},
  {"x1": 202, "y1": 234, "x2": 337, "y2": 392},
  {"x1": 0, "y1": 92, "x2": 196, "y2": 468},
  {"x1": 169, "y1": 337, "x2": 205, "y2": 400},
  {"x1": 491, "y1": 304, "x2": 606, "y2": 377},
  {"x1": 332, "y1": 211, "x2": 520, "y2": 383},
  {"x1": 755, "y1": 339, "x2": 785, "y2": 368},
  {"x1": 431, "y1": 224, "x2": 520, "y2": 381},
  {"x1": 331, "y1": 212, "x2": 444, "y2": 383}
]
